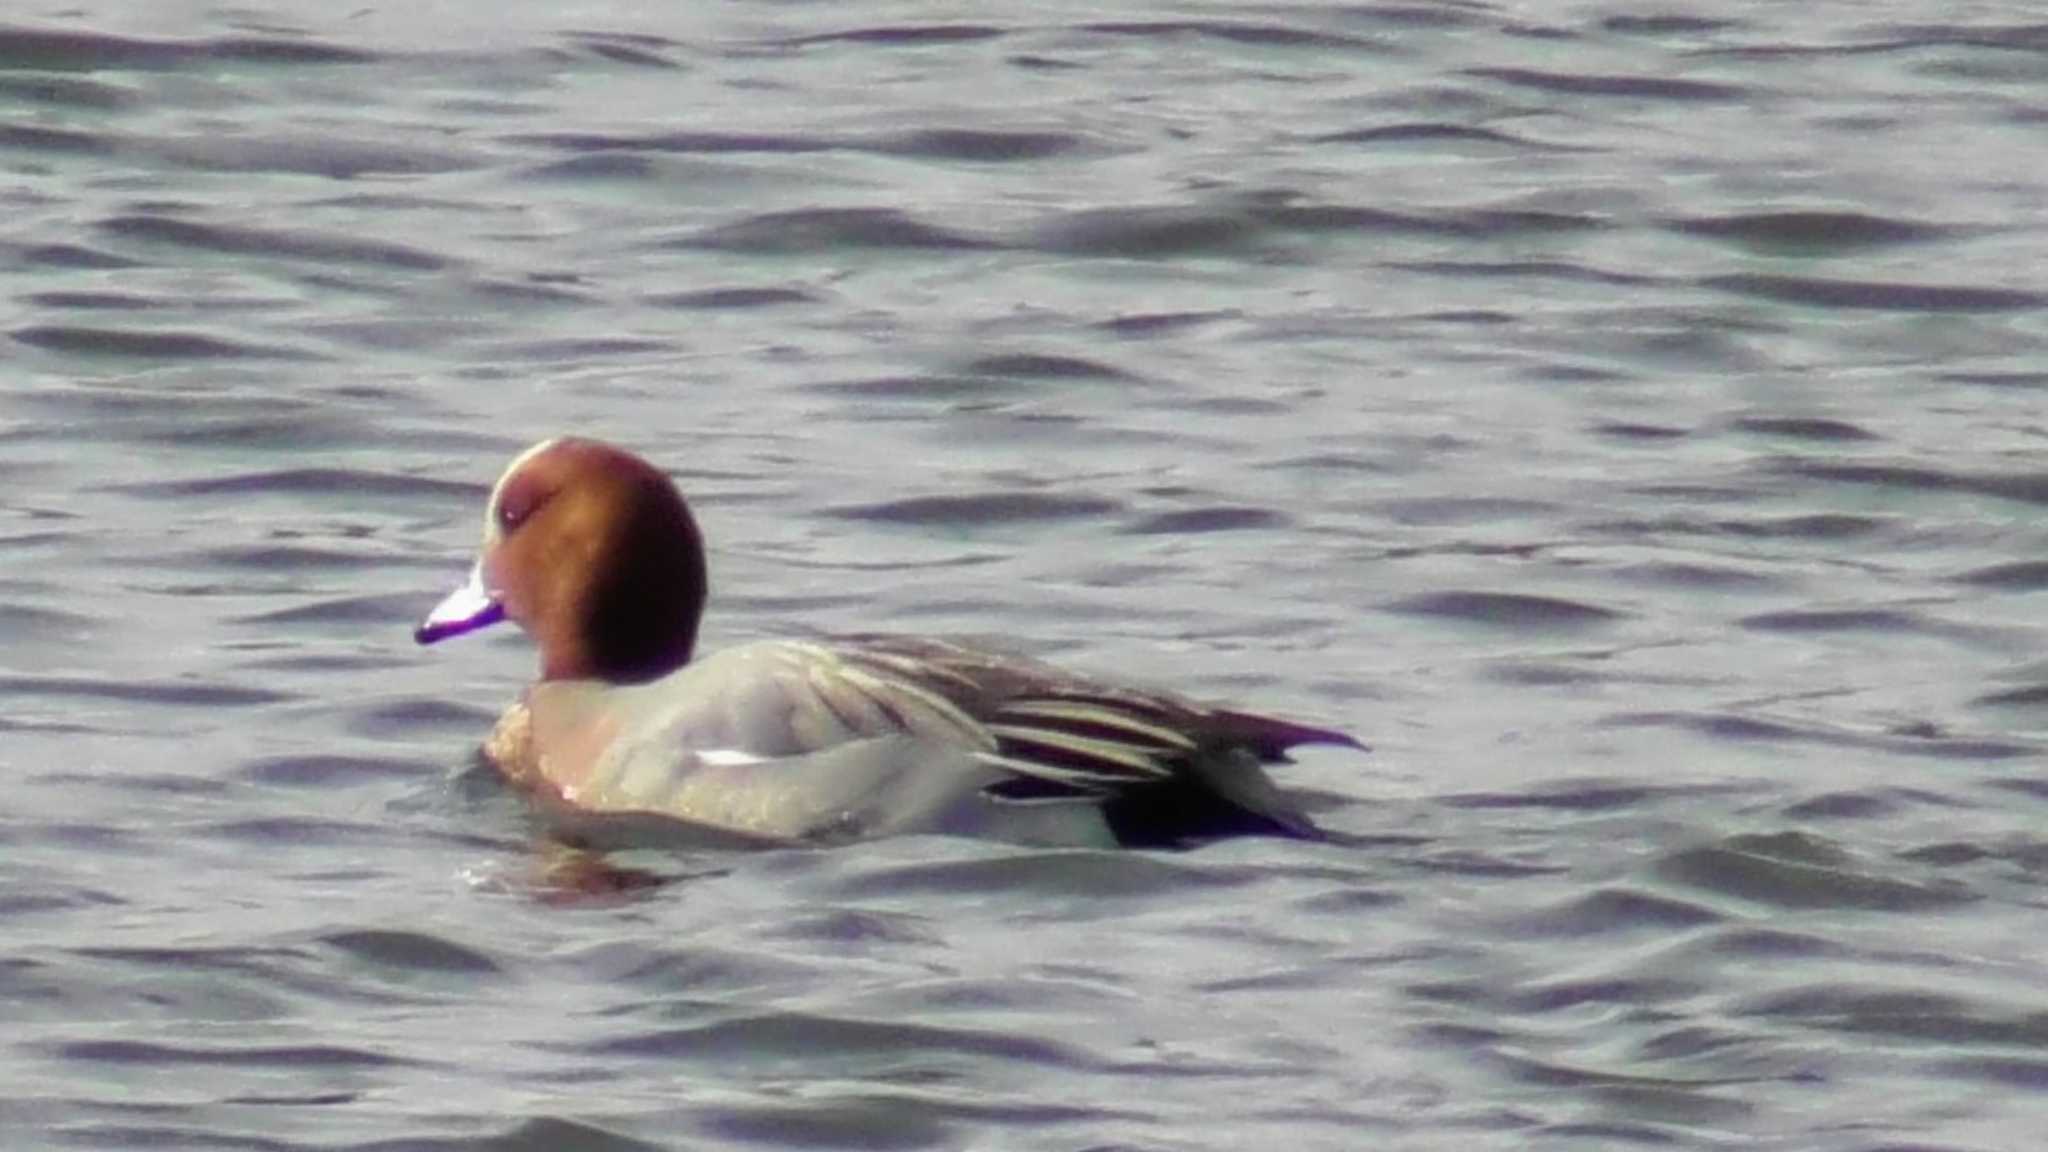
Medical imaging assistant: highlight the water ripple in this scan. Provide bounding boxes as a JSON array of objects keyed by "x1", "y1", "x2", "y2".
[
  {"x1": 1952, "y1": 560, "x2": 2048, "y2": 590},
  {"x1": 1386, "y1": 591, "x2": 1624, "y2": 629},
  {"x1": 583, "y1": 1010, "x2": 1086, "y2": 1069},
  {"x1": 1702, "y1": 273, "x2": 2045, "y2": 313},
  {"x1": 0, "y1": 674, "x2": 291, "y2": 709},
  {"x1": 0, "y1": 72, "x2": 138, "y2": 109},
  {"x1": 827, "y1": 492, "x2": 1122, "y2": 527},
  {"x1": 508, "y1": 129, "x2": 831, "y2": 155},
  {"x1": 120, "y1": 468, "x2": 478, "y2": 502},
  {"x1": 557, "y1": 31, "x2": 684, "y2": 70},
  {"x1": 0, "y1": 122, "x2": 106, "y2": 155},
  {"x1": 644, "y1": 286, "x2": 818, "y2": 310},
  {"x1": 1029, "y1": 205, "x2": 1259, "y2": 257},
  {"x1": 0, "y1": 24, "x2": 375, "y2": 70},
  {"x1": 1079, "y1": 20, "x2": 1387, "y2": 51},
  {"x1": 868, "y1": 128, "x2": 1094, "y2": 162},
  {"x1": 1671, "y1": 210, "x2": 1950, "y2": 252},
  {"x1": 13, "y1": 324, "x2": 318, "y2": 361},
  {"x1": 1126, "y1": 506, "x2": 1287, "y2": 535},
  {"x1": 320, "y1": 930, "x2": 503, "y2": 976},
  {"x1": 1314, "y1": 123, "x2": 1556, "y2": 149},
  {"x1": 1466, "y1": 65, "x2": 1749, "y2": 101},
  {"x1": 787, "y1": 24, "x2": 1007, "y2": 47},
  {"x1": 685, "y1": 208, "x2": 996, "y2": 253},
  {"x1": 237, "y1": 754, "x2": 424, "y2": 787},
  {"x1": 1730, "y1": 415, "x2": 1879, "y2": 442},
  {"x1": 823, "y1": 849, "x2": 1255, "y2": 901},
  {"x1": 1778, "y1": 460, "x2": 2048, "y2": 506},
  {"x1": 51, "y1": 1039, "x2": 408, "y2": 1069},
  {"x1": 12, "y1": 241, "x2": 139, "y2": 269},
  {"x1": 1658, "y1": 832, "x2": 1975, "y2": 911},
  {"x1": 101, "y1": 215, "x2": 451, "y2": 271},
  {"x1": 986, "y1": 353, "x2": 1136, "y2": 383},
  {"x1": 1506, "y1": 887, "x2": 1725, "y2": 937}
]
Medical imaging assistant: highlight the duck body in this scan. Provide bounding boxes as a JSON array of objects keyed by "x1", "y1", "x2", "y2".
[{"x1": 418, "y1": 438, "x2": 1361, "y2": 849}]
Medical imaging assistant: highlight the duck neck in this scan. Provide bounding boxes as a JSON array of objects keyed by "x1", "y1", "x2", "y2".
[{"x1": 572, "y1": 487, "x2": 708, "y2": 683}]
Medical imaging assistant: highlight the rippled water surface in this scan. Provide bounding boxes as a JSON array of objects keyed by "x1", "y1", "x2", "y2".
[{"x1": 6, "y1": 2, "x2": 2048, "y2": 1148}]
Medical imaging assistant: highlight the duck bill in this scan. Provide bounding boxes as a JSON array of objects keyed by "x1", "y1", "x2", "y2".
[{"x1": 415, "y1": 561, "x2": 506, "y2": 645}]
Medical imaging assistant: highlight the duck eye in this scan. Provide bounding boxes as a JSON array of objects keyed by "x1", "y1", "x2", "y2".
[
  {"x1": 493, "y1": 478, "x2": 552, "y2": 536},
  {"x1": 497, "y1": 497, "x2": 532, "y2": 532}
]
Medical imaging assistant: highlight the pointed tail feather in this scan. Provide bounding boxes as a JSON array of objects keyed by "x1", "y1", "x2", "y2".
[{"x1": 1208, "y1": 708, "x2": 1365, "y2": 760}]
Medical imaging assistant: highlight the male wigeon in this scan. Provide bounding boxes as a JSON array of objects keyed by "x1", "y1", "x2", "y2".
[{"x1": 416, "y1": 437, "x2": 1362, "y2": 848}]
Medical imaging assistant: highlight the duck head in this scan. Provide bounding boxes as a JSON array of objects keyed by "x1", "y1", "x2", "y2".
[{"x1": 415, "y1": 437, "x2": 708, "y2": 683}]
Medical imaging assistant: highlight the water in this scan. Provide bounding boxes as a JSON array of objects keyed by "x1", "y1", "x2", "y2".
[{"x1": 5, "y1": 2, "x2": 2048, "y2": 1148}]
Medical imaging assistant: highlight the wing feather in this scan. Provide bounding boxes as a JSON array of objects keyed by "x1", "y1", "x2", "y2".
[
  {"x1": 991, "y1": 699, "x2": 1201, "y2": 752},
  {"x1": 984, "y1": 722, "x2": 1176, "y2": 780},
  {"x1": 797, "y1": 636, "x2": 1357, "y2": 805}
]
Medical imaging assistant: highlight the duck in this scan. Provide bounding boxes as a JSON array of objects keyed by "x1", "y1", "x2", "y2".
[{"x1": 415, "y1": 437, "x2": 1363, "y2": 848}]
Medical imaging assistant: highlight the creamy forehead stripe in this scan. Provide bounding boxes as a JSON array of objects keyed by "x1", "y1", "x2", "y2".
[{"x1": 483, "y1": 436, "x2": 561, "y2": 540}]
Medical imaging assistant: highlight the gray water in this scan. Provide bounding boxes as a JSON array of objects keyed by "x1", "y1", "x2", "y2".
[{"x1": 5, "y1": 2, "x2": 2048, "y2": 1148}]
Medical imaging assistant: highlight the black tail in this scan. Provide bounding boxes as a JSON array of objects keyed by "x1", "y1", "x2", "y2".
[{"x1": 1103, "y1": 753, "x2": 1327, "y2": 849}]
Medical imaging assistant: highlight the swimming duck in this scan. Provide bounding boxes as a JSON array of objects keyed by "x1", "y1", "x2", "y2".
[{"x1": 416, "y1": 437, "x2": 1361, "y2": 847}]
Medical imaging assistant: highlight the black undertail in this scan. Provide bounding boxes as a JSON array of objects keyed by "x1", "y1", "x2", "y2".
[{"x1": 1100, "y1": 770, "x2": 1327, "y2": 849}]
